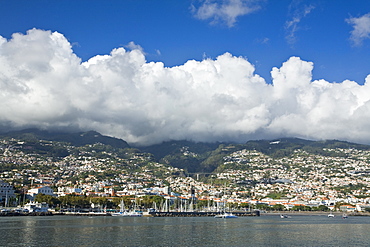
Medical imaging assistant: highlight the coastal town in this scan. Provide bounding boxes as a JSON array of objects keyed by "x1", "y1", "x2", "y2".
[{"x1": 1, "y1": 136, "x2": 370, "y2": 214}]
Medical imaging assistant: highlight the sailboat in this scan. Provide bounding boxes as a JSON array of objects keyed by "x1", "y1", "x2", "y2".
[
  {"x1": 112, "y1": 199, "x2": 126, "y2": 216},
  {"x1": 112, "y1": 199, "x2": 142, "y2": 217},
  {"x1": 214, "y1": 212, "x2": 238, "y2": 218},
  {"x1": 214, "y1": 201, "x2": 238, "y2": 218}
]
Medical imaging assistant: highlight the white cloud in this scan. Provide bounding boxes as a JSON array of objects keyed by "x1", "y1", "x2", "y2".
[
  {"x1": 346, "y1": 13, "x2": 370, "y2": 46},
  {"x1": 191, "y1": 0, "x2": 262, "y2": 27},
  {"x1": 1, "y1": 29, "x2": 370, "y2": 145},
  {"x1": 285, "y1": 3, "x2": 315, "y2": 45},
  {"x1": 125, "y1": 41, "x2": 145, "y2": 53}
]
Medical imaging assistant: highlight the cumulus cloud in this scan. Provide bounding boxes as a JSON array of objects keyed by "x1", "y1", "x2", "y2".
[
  {"x1": 346, "y1": 13, "x2": 370, "y2": 46},
  {"x1": 285, "y1": 3, "x2": 315, "y2": 45},
  {"x1": 125, "y1": 41, "x2": 145, "y2": 53},
  {"x1": 191, "y1": 0, "x2": 262, "y2": 27},
  {"x1": 1, "y1": 29, "x2": 370, "y2": 145}
]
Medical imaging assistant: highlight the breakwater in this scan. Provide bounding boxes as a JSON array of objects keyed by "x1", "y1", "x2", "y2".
[
  {"x1": 1, "y1": 210, "x2": 260, "y2": 217},
  {"x1": 0, "y1": 211, "x2": 53, "y2": 217},
  {"x1": 148, "y1": 211, "x2": 260, "y2": 217}
]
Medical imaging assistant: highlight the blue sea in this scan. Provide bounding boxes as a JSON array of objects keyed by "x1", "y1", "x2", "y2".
[{"x1": 1, "y1": 214, "x2": 369, "y2": 246}]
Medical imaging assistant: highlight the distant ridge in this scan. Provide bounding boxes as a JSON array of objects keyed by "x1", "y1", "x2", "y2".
[
  {"x1": 0, "y1": 129, "x2": 130, "y2": 149},
  {"x1": 2, "y1": 129, "x2": 370, "y2": 173},
  {"x1": 243, "y1": 138, "x2": 370, "y2": 158},
  {"x1": 140, "y1": 140, "x2": 221, "y2": 160}
]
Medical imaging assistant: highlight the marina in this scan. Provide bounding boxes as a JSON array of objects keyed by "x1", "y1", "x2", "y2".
[{"x1": 0, "y1": 210, "x2": 260, "y2": 217}]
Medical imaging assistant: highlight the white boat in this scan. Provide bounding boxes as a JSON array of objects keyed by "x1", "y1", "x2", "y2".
[
  {"x1": 214, "y1": 212, "x2": 238, "y2": 218},
  {"x1": 342, "y1": 213, "x2": 348, "y2": 219},
  {"x1": 280, "y1": 214, "x2": 291, "y2": 218},
  {"x1": 112, "y1": 199, "x2": 125, "y2": 216},
  {"x1": 112, "y1": 199, "x2": 142, "y2": 217},
  {"x1": 112, "y1": 210, "x2": 142, "y2": 217},
  {"x1": 124, "y1": 211, "x2": 143, "y2": 217},
  {"x1": 328, "y1": 213, "x2": 335, "y2": 218}
]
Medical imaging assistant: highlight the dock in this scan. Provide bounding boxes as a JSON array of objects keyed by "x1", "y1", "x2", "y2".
[
  {"x1": 1, "y1": 211, "x2": 260, "y2": 217},
  {"x1": 148, "y1": 211, "x2": 260, "y2": 217}
]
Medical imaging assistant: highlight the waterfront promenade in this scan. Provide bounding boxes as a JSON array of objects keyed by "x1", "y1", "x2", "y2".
[{"x1": 0, "y1": 210, "x2": 260, "y2": 217}]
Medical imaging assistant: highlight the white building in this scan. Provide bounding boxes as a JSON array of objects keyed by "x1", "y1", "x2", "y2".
[
  {"x1": 57, "y1": 187, "x2": 82, "y2": 196},
  {"x1": 24, "y1": 201, "x2": 49, "y2": 213},
  {"x1": 27, "y1": 186, "x2": 55, "y2": 198},
  {"x1": 0, "y1": 180, "x2": 16, "y2": 206}
]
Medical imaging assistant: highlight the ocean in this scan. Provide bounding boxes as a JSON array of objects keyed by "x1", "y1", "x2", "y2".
[{"x1": 1, "y1": 214, "x2": 369, "y2": 246}]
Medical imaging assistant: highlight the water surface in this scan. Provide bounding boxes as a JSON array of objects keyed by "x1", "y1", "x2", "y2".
[{"x1": 1, "y1": 215, "x2": 369, "y2": 246}]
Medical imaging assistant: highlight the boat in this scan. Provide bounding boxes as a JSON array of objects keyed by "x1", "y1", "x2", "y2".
[
  {"x1": 328, "y1": 213, "x2": 335, "y2": 218},
  {"x1": 112, "y1": 199, "x2": 125, "y2": 216},
  {"x1": 214, "y1": 212, "x2": 238, "y2": 218},
  {"x1": 280, "y1": 214, "x2": 291, "y2": 218},
  {"x1": 123, "y1": 210, "x2": 143, "y2": 217},
  {"x1": 342, "y1": 213, "x2": 348, "y2": 219},
  {"x1": 112, "y1": 199, "x2": 142, "y2": 217},
  {"x1": 214, "y1": 200, "x2": 237, "y2": 218},
  {"x1": 112, "y1": 210, "x2": 142, "y2": 217}
]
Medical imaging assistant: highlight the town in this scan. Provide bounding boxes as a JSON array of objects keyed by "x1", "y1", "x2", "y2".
[{"x1": 1, "y1": 136, "x2": 370, "y2": 215}]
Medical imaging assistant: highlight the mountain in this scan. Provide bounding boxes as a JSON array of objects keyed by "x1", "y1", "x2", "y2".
[
  {"x1": 0, "y1": 129, "x2": 130, "y2": 149},
  {"x1": 141, "y1": 138, "x2": 370, "y2": 173},
  {"x1": 2, "y1": 129, "x2": 370, "y2": 173},
  {"x1": 243, "y1": 138, "x2": 370, "y2": 158},
  {"x1": 140, "y1": 140, "x2": 222, "y2": 173}
]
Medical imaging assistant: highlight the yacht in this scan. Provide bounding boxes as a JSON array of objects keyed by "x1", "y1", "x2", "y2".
[
  {"x1": 112, "y1": 210, "x2": 142, "y2": 217},
  {"x1": 112, "y1": 199, "x2": 142, "y2": 217},
  {"x1": 214, "y1": 212, "x2": 238, "y2": 218},
  {"x1": 280, "y1": 214, "x2": 291, "y2": 218}
]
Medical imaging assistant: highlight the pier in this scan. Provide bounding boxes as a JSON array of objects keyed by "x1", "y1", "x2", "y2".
[
  {"x1": 0, "y1": 211, "x2": 53, "y2": 217},
  {"x1": 1, "y1": 210, "x2": 260, "y2": 217},
  {"x1": 148, "y1": 211, "x2": 260, "y2": 217}
]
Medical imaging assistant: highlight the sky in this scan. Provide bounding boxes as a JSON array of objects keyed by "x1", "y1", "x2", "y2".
[{"x1": 1, "y1": 0, "x2": 370, "y2": 146}]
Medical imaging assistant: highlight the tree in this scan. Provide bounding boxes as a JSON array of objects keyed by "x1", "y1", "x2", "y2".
[
  {"x1": 272, "y1": 204, "x2": 285, "y2": 211},
  {"x1": 34, "y1": 193, "x2": 60, "y2": 207},
  {"x1": 255, "y1": 203, "x2": 270, "y2": 211},
  {"x1": 90, "y1": 197, "x2": 109, "y2": 207},
  {"x1": 266, "y1": 192, "x2": 283, "y2": 199},
  {"x1": 318, "y1": 205, "x2": 329, "y2": 211},
  {"x1": 139, "y1": 195, "x2": 164, "y2": 209},
  {"x1": 291, "y1": 205, "x2": 305, "y2": 211},
  {"x1": 59, "y1": 194, "x2": 89, "y2": 208}
]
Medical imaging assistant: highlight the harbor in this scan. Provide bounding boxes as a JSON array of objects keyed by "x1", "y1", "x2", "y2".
[
  {"x1": 147, "y1": 210, "x2": 260, "y2": 217},
  {"x1": 0, "y1": 209, "x2": 260, "y2": 217}
]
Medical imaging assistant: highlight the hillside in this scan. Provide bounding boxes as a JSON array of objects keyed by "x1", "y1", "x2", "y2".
[
  {"x1": 2, "y1": 129, "x2": 370, "y2": 212},
  {"x1": 2, "y1": 129, "x2": 370, "y2": 173},
  {"x1": 0, "y1": 129, "x2": 130, "y2": 149}
]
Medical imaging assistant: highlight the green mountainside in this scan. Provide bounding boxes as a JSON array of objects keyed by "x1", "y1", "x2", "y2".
[
  {"x1": 2, "y1": 129, "x2": 370, "y2": 174},
  {"x1": 243, "y1": 138, "x2": 370, "y2": 158},
  {"x1": 1, "y1": 129, "x2": 130, "y2": 149},
  {"x1": 141, "y1": 138, "x2": 370, "y2": 173},
  {"x1": 140, "y1": 140, "x2": 221, "y2": 173}
]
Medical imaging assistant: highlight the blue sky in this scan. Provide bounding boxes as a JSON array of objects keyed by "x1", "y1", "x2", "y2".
[
  {"x1": 1, "y1": 0, "x2": 370, "y2": 145},
  {"x1": 1, "y1": 0, "x2": 369, "y2": 84}
]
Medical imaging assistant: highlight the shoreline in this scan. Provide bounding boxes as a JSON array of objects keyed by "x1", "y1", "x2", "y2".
[
  {"x1": 2, "y1": 210, "x2": 370, "y2": 217},
  {"x1": 262, "y1": 211, "x2": 370, "y2": 216}
]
